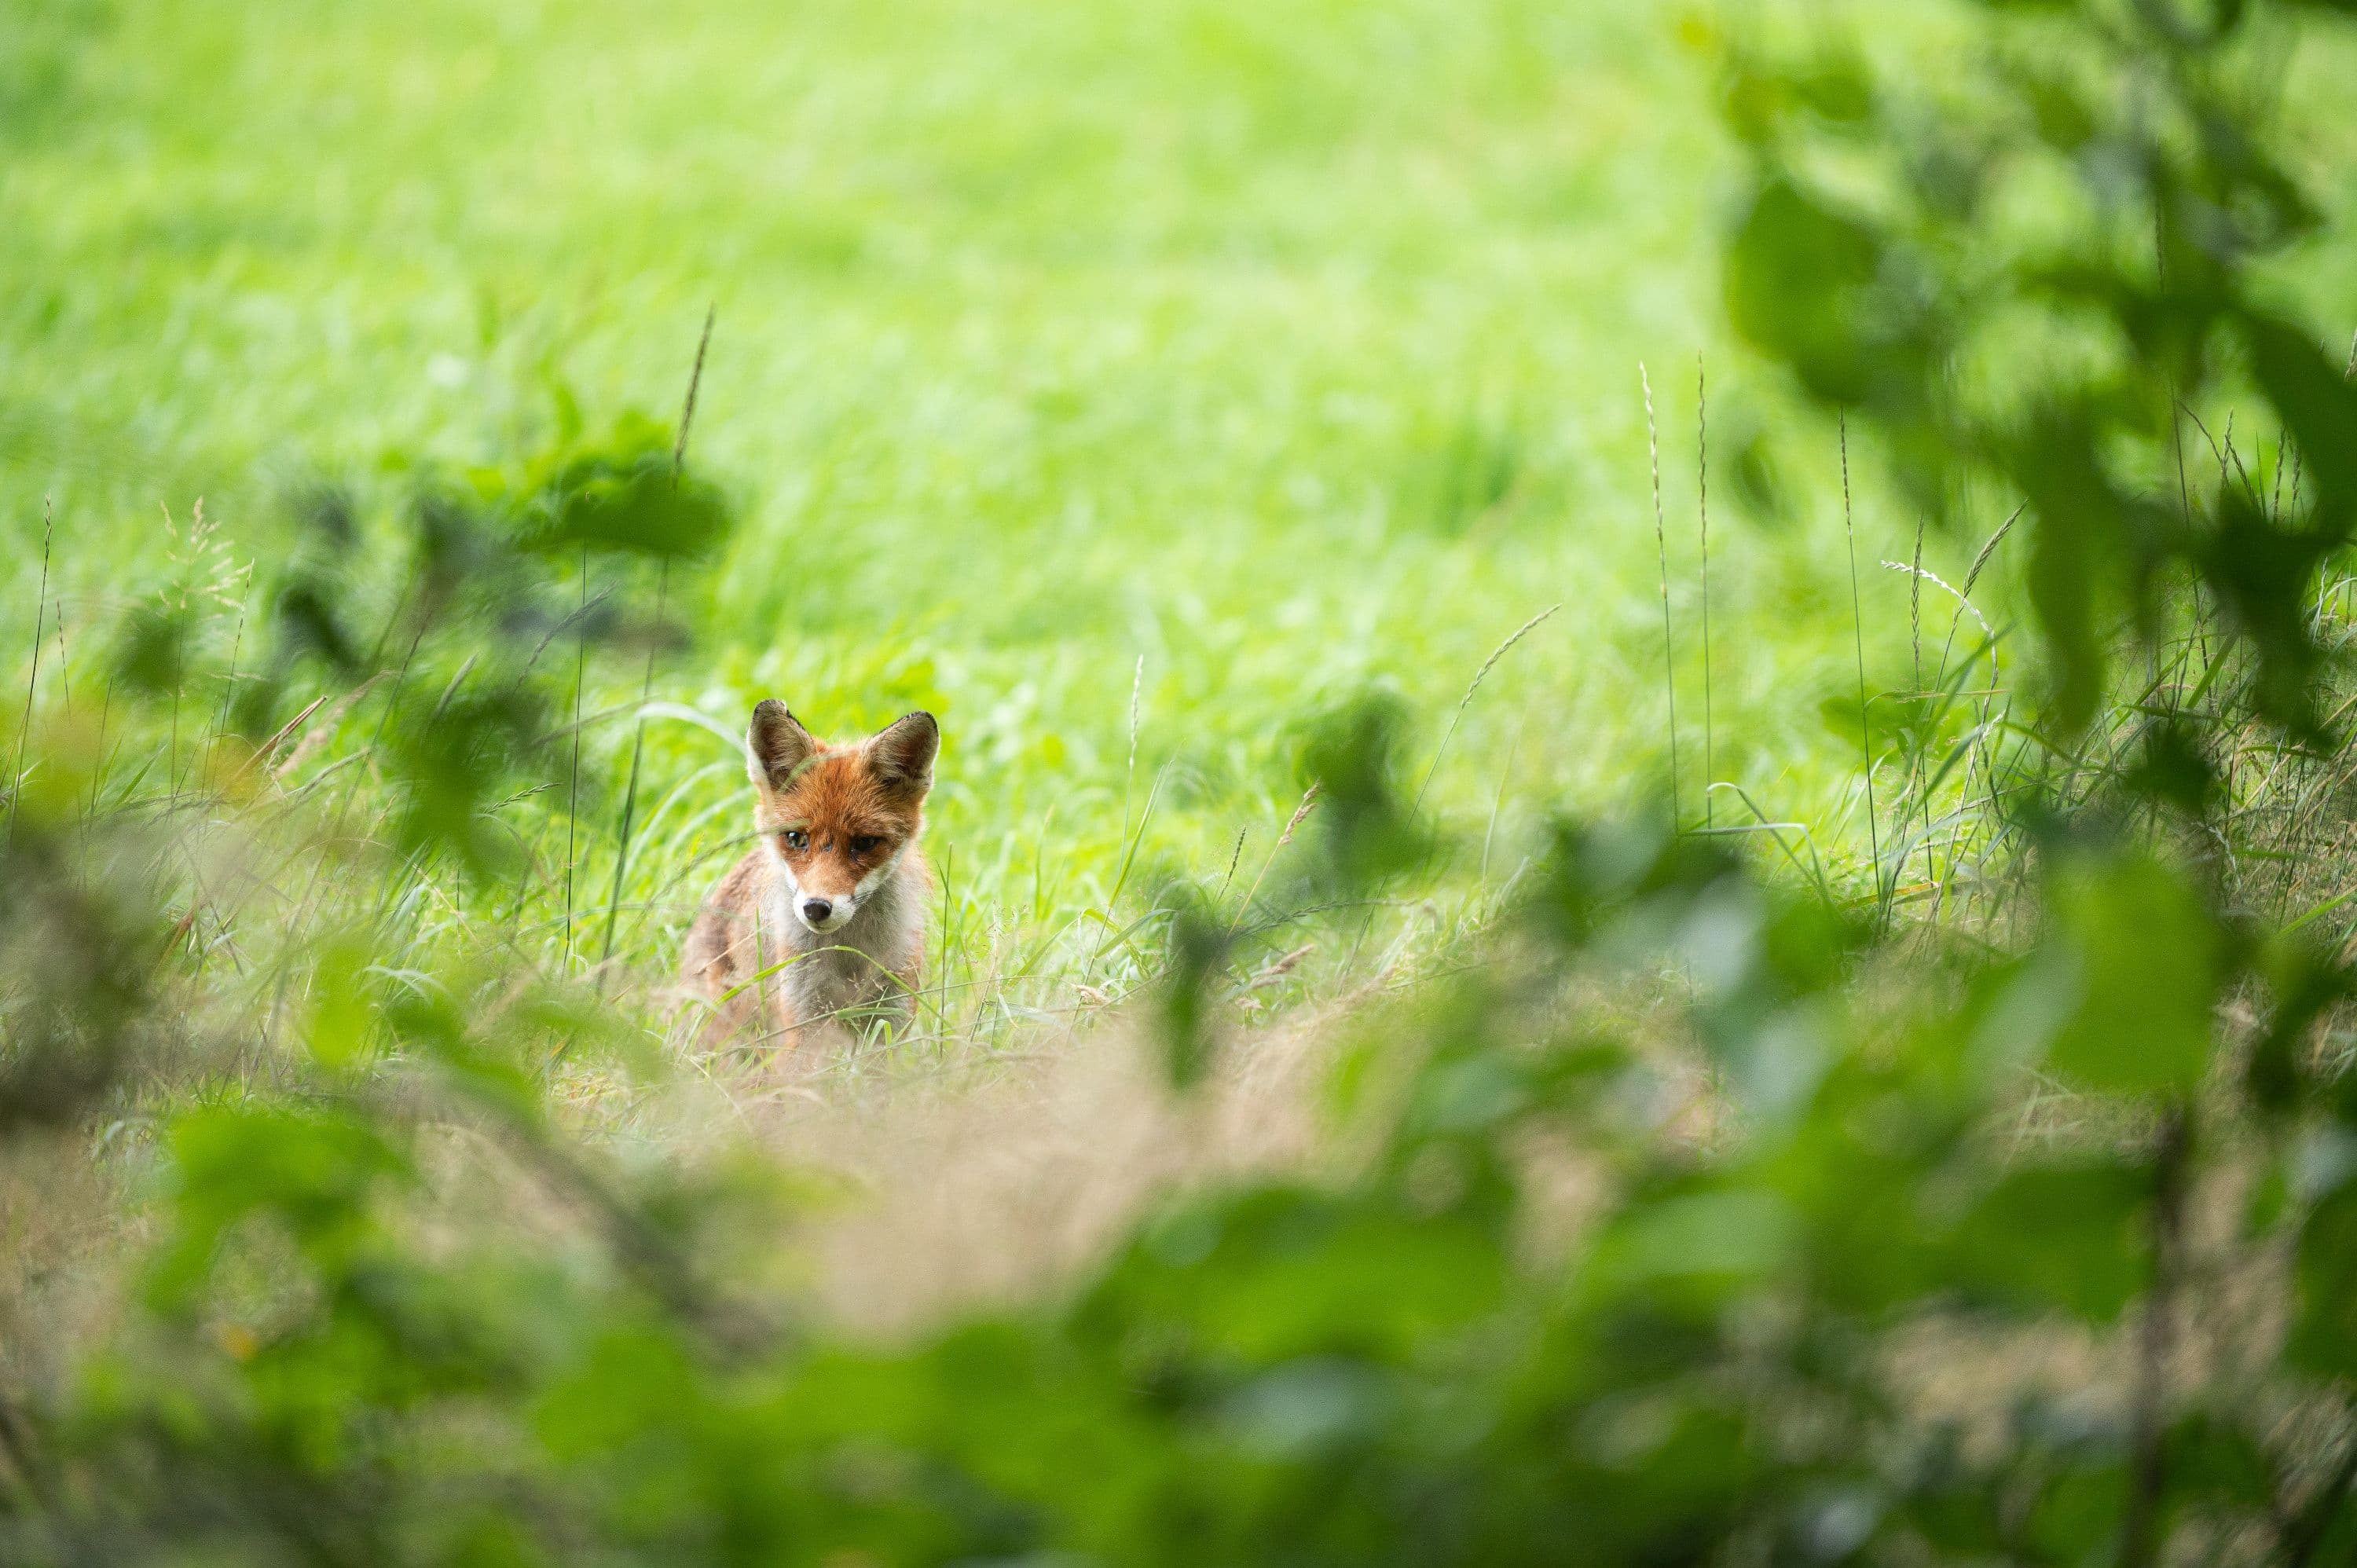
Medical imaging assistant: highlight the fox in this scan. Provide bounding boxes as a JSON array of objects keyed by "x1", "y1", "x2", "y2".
[{"x1": 681, "y1": 700, "x2": 939, "y2": 1050}]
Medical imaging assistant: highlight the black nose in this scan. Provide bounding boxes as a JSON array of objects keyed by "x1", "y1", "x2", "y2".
[{"x1": 801, "y1": 898, "x2": 833, "y2": 923}]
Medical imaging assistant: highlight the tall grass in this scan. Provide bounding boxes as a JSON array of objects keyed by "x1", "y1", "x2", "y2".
[{"x1": 17, "y1": 354, "x2": 2345, "y2": 1151}]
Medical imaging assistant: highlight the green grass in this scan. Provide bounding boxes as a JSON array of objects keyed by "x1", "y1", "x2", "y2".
[
  {"x1": 2, "y1": 0, "x2": 2011, "y2": 1045},
  {"x1": 15, "y1": 8, "x2": 2357, "y2": 1557}
]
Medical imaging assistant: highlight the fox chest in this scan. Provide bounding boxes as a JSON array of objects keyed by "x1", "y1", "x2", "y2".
[
  {"x1": 759, "y1": 886, "x2": 915, "y2": 1026},
  {"x1": 775, "y1": 944, "x2": 885, "y2": 1020}
]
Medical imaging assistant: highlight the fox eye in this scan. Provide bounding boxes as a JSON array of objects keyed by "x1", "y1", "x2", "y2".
[
  {"x1": 849, "y1": 834, "x2": 882, "y2": 855},
  {"x1": 781, "y1": 829, "x2": 808, "y2": 851}
]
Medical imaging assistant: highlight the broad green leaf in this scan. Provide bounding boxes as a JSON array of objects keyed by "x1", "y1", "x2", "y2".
[
  {"x1": 1725, "y1": 178, "x2": 1882, "y2": 405},
  {"x1": 2245, "y1": 313, "x2": 2357, "y2": 522},
  {"x1": 302, "y1": 933, "x2": 376, "y2": 1069},
  {"x1": 2044, "y1": 853, "x2": 2220, "y2": 1096},
  {"x1": 1946, "y1": 1161, "x2": 2147, "y2": 1321},
  {"x1": 2289, "y1": 1181, "x2": 2357, "y2": 1379}
]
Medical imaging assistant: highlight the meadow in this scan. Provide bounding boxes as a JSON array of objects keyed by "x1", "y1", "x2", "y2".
[
  {"x1": 9, "y1": 0, "x2": 2357, "y2": 1562},
  {"x1": 2, "y1": 0, "x2": 1955, "y2": 1017}
]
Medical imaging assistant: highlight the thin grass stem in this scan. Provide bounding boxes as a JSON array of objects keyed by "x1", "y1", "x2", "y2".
[
  {"x1": 1841, "y1": 417, "x2": 1884, "y2": 908},
  {"x1": 1696, "y1": 354, "x2": 1714, "y2": 826},
  {"x1": 1640, "y1": 364, "x2": 1682, "y2": 829},
  {"x1": 1410, "y1": 602, "x2": 1559, "y2": 819},
  {"x1": 6, "y1": 495, "x2": 54, "y2": 851},
  {"x1": 596, "y1": 304, "x2": 715, "y2": 986},
  {"x1": 564, "y1": 542, "x2": 588, "y2": 972}
]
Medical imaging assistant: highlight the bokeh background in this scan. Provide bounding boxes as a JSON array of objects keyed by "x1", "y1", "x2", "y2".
[
  {"x1": 2, "y1": 0, "x2": 1955, "y2": 986},
  {"x1": 13, "y1": 5, "x2": 2357, "y2": 1563}
]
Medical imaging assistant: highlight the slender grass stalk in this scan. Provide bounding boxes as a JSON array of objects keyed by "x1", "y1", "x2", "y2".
[
  {"x1": 1891, "y1": 562, "x2": 1999, "y2": 665},
  {"x1": 1942, "y1": 507, "x2": 2036, "y2": 839},
  {"x1": 1640, "y1": 364, "x2": 1681, "y2": 830},
  {"x1": 1908, "y1": 515, "x2": 1926, "y2": 897},
  {"x1": 2220, "y1": 413, "x2": 2271, "y2": 519},
  {"x1": 49, "y1": 554, "x2": 70, "y2": 724},
  {"x1": 265, "y1": 588, "x2": 427, "y2": 1033},
  {"x1": 672, "y1": 305, "x2": 716, "y2": 476},
  {"x1": 1217, "y1": 825, "x2": 1248, "y2": 903},
  {"x1": 2163, "y1": 234, "x2": 2197, "y2": 686},
  {"x1": 564, "y1": 541, "x2": 588, "y2": 972},
  {"x1": 1959, "y1": 507, "x2": 2018, "y2": 601},
  {"x1": 1410, "y1": 602, "x2": 1559, "y2": 819},
  {"x1": 1086, "y1": 762, "x2": 1167, "y2": 984},
  {"x1": 1909, "y1": 517, "x2": 1923, "y2": 695},
  {"x1": 937, "y1": 841, "x2": 958, "y2": 1002},
  {"x1": 1124, "y1": 654, "x2": 1142, "y2": 841},
  {"x1": 1886, "y1": 555, "x2": 2006, "y2": 902},
  {"x1": 163, "y1": 504, "x2": 184, "y2": 806},
  {"x1": 1698, "y1": 781, "x2": 1833, "y2": 907},
  {"x1": 207, "y1": 603, "x2": 248, "y2": 779},
  {"x1": 2159, "y1": 342, "x2": 2197, "y2": 693},
  {"x1": 6, "y1": 495, "x2": 54, "y2": 851},
  {"x1": 1480, "y1": 713, "x2": 1527, "y2": 883},
  {"x1": 85, "y1": 675, "x2": 111, "y2": 824},
  {"x1": 751, "y1": 885, "x2": 770, "y2": 1042},
  {"x1": 596, "y1": 305, "x2": 714, "y2": 987},
  {"x1": 1227, "y1": 784, "x2": 1319, "y2": 940},
  {"x1": 1331, "y1": 603, "x2": 1561, "y2": 976},
  {"x1": 2273, "y1": 428, "x2": 2289, "y2": 522},
  {"x1": 2206, "y1": 412, "x2": 2242, "y2": 675},
  {"x1": 1841, "y1": 417, "x2": 1883, "y2": 903},
  {"x1": 1085, "y1": 655, "x2": 1148, "y2": 980},
  {"x1": 1695, "y1": 355, "x2": 1714, "y2": 826}
]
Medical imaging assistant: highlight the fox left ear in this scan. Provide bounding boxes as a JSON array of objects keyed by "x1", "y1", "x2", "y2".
[{"x1": 869, "y1": 711, "x2": 939, "y2": 797}]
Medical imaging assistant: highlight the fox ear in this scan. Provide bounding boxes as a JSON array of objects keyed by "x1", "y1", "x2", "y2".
[
  {"x1": 868, "y1": 711, "x2": 939, "y2": 797},
  {"x1": 746, "y1": 699, "x2": 816, "y2": 791}
]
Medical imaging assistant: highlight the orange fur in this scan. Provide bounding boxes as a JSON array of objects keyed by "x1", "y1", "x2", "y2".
[{"x1": 682, "y1": 703, "x2": 937, "y2": 1051}]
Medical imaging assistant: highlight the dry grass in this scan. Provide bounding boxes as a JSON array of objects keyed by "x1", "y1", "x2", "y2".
[{"x1": 757, "y1": 1009, "x2": 1347, "y2": 1335}]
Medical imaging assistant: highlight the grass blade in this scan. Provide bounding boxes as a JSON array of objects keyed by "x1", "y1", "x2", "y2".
[
  {"x1": 1641, "y1": 364, "x2": 1682, "y2": 830},
  {"x1": 1841, "y1": 416, "x2": 1883, "y2": 907}
]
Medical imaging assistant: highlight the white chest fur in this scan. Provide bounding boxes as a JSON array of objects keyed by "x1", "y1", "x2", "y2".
[{"x1": 759, "y1": 850, "x2": 921, "y2": 1026}]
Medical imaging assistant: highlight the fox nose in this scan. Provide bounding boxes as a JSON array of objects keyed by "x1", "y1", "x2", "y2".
[{"x1": 801, "y1": 898, "x2": 833, "y2": 925}]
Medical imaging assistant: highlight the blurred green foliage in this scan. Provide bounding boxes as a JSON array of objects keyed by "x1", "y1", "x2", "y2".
[
  {"x1": 3, "y1": 1, "x2": 2357, "y2": 1564},
  {"x1": 15, "y1": 749, "x2": 2357, "y2": 1562},
  {"x1": 1722, "y1": 0, "x2": 2357, "y2": 735}
]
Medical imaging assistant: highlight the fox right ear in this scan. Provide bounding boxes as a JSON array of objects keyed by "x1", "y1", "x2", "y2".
[{"x1": 746, "y1": 699, "x2": 817, "y2": 791}]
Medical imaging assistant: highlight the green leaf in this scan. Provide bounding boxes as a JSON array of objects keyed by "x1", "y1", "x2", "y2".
[
  {"x1": 302, "y1": 934, "x2": 376, "y2": 1070},
  {"x1": 149, "y1": 1105, "x2": 409, "y2": 1308},
  {"x1": 1946, "y1": 1161, "x2": 2147, "y2": 1321},
  {"x1": 506, "y1": 412, "x2": 735, "y2": 560},
  {"x1": 1084, "y1": 1187, "x2": 1507, "y2": 1365},
  {"x1": 2044, "y1": 853, "x2": 2220, "y2": 1097},
  {"x1": 1594, "y1": 1188, "x2": 1801, "y2": 1313},
  {"x1": 2167, "y1": 1414, "x2": 2278, "y2": 1511},
  {"x1": 2013, "y1": 410, "x2": 2127, "y2": 736},
  {"x1": 2023, "y1": 1460, "x2": 2130, "y2": 1566},
  {"x1": 2245, "y1": 313, "x2": 2357, "y2": 535},
  {"x1": 2289, "y1": 1181, "x2": 2357, "y2": 1378},
  {"x1": 1725, "y1": 178, "x2": 1883, "y2": 405}
]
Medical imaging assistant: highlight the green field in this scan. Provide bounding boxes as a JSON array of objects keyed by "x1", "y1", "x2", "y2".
[
  {"x1": 2, "y1": 0, "x2": 1942, "y2": 1031},
  {"x1": 16, "y1": 4, "x2": 2357, "y2": 1560}
]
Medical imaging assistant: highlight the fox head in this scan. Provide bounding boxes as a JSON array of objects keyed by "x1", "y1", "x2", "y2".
[{"x1": 745, "y1": 700, "x2": 938, "y2": 936}]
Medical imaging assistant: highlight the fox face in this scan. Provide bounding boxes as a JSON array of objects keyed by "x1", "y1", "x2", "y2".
[{"x1": 745, "y1": 700, "x2": 937, "y2": 936}]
